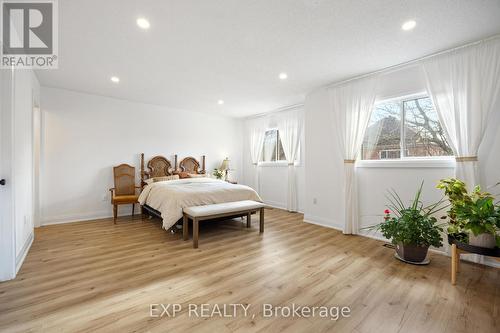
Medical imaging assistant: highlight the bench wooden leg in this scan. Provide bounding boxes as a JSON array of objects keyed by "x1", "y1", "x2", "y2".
[
  {"x1": 132, "y1": 203, "x2": 135, "y2": 216},
  {"x1": 246, "y1": 213, "x2": 251, "y2": 228},
  {"x1": 451, "y1": 244, "x2": 457, "y2": 285},
  {"x1": 259, "y1": 207, "x2": 264, "y2": 233},
  {"x1": 183, "y1": 214, "x2": 189, "y2": 241},
  {"x1": 193, "y1": 218, "x2": 199, "y2": 248}
]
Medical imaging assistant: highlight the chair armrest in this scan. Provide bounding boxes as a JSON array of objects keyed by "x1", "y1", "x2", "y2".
[{"x1": 109, "y1": 188, "x2": 115, "y2": 203}]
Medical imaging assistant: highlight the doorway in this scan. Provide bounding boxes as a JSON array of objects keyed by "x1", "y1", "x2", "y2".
[{"x1": 0, "y1": 68, "x2": 15, "y2": 281}]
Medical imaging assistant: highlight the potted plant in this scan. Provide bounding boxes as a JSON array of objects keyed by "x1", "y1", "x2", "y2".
[
  {"x1": 212, "y1": 168, "x2": 225, "y2": 180},
  {"x1": 368, "y1": 182, "x2": 445, "y2": 263},
  {"x1": 437, "y1": 178, "x2": 500, "y2": 248}
]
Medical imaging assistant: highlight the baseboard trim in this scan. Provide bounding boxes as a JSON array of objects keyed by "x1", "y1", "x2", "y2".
[
  {"x1": 264, "y1": 200, "x2": 303, "y2": 214},
  {"x1": 16, "y1": 232, "x2": 34, "y2": 274},
  {"x1": 41, "y1": 210, "x2": 136, "y2": 226},
  {"x1": 303, "y1": 214, "x2": 344, "y2": 232},
  {"x1": 42, "y1": 203, "x2": 303, "y2": 226}
]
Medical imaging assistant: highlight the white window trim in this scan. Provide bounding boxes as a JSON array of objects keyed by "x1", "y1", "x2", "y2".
[
  {"x1": 356, "y1": 157, "x2": 455, "y2": 168},
  {"x1": 361, "y1": 92, "x2": 454, "y2": 165},
  {"x1": 258, "y1": 161, "x2": 290, "y2": 167}
]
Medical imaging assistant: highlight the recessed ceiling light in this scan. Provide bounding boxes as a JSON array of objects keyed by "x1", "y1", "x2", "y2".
[
  {"x1": 218, "y1": 100, "x2": 224, "y2": 105},
  {"x1": 279, "y1": 72, "x2": 288, "y2": 80},
  {"x1": 401, "y1": 20, "x2": 416, "y2": 31},
  {"x1": 136, "y1": 17, "x2": 150, "y2": 30},
  {"x1": 110, "y1": 76, "x2": 120, "y2": 83}
]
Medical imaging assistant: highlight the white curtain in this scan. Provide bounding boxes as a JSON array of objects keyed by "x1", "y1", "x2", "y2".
[
  {"x1": 249, "y1": 118, "x2": 266, "y2": 193},
  {"x1": 422, "y1": 38, "x2": 500, "y2": 189},
  {"x1": 329, "y1": 77, "x2": 378, "y2": 234},
  {"x1": 277, "y1": 109, "x2": 303, "y2": 212}
]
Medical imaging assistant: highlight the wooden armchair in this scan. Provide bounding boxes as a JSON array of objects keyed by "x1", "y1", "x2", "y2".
[{"x1": 109, "y1": 164, "x2": 141, "y2": 223}]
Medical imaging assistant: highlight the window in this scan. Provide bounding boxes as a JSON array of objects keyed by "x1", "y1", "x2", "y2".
[
  {"x1": 261, "y1": 129, "x2": 287, "y2": 162},
  {"x1": 361, "y1": 96, "x2": 453, "y2": 160},
  {"x1": 379, "y1": 149, "x2": 401, "y2": 160}
]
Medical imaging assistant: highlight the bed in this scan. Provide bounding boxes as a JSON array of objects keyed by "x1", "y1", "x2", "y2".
[{"x1": 138, "y1": 153, "x2": 262, "y2": 230}]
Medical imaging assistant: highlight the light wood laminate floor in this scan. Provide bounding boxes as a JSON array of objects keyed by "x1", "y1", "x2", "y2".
[{"x1": 0, "y1": 209, "x2": 499, "y2": 333}]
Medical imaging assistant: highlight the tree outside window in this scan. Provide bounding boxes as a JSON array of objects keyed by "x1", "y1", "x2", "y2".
[{"x1": 362, "y1": 96, "x2": 453, "y2": 160}]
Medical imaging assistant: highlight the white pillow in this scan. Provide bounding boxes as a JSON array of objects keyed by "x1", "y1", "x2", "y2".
[
  {"x1": 145, "y1": 175, "x2": 179, "y2": 184},
  {"x1": 188, "y1": 173, "x2": 206, "y2": 178}
]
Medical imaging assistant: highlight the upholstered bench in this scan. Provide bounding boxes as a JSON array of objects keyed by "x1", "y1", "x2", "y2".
[{"x1": 183, "y1": 200, "x2": 265, "y2": 248}]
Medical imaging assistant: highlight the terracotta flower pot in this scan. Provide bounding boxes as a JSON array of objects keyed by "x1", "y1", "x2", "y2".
[
  {"x1": 396, "y1": 243, "x2": 429, "y2": 263},
  {"x1": 469, "y1": 233, "x2": 496, "y2": 249}
]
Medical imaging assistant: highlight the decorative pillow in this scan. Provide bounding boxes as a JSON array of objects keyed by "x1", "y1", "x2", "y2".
[
  {"x1": 188, "y1": 173, "x2": 206, "y2": 178},
  {"x1": 177, "y1": 172, "x2": 190, "y2": 179},
  {"x1": 145, "y1": 175, "x2": 179, "y2": 184},
  {"x1": 154, "y1": 175, "x2": 179, "y2": 182}
]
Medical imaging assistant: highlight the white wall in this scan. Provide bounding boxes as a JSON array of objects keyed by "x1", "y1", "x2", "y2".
[
  {"x1": 241, "y1": 160, "x2": 306, "y2": 212},
  {"x1": 40, "y1": 87, "x2": 243, "y2": 224},
  {"x1": 303, "y1": 87, "x2": 344, "y2": 227},
  {"x1": 304, "y1": 65, "x2": 500, "y2": 255},
  {"x1": 241, "y1": 108, "x2": 306, "y2": 212}
]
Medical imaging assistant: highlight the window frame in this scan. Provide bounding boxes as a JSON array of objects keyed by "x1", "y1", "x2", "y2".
[
  {"x1": 359, "y1": 92, "x2": 454, "y2": 166},
  {"x1": 259, "y1": 128, "x2": 288, "y2": 165}
]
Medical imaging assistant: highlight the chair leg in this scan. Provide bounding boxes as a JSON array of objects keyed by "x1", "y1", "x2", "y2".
[
  {"x1": 183, "y1": 214, "x2": 189, "y2": 241},
  {"x1": 113, "y1": 204, "x2": 118, "y2": 224},
  {"x1": 132, "y1": 203, "x2": 135, "y2": 217},
  {"x1": 193, "y1": 218, "x2": 199, "y2": 248},
  {"x1": 451, "y1": 244, "x2": 457, "y2": 285},
  {"x1": 260, "y1": 207, "x2": 264, "y2": 233},
  {"x1": 246, "y1": 213, "x2": 251, "y2": 228}
]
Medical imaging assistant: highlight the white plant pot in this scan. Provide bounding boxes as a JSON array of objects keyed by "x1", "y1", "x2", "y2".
[{"x1": 469, "y1": 233, "x2": 496, "y2": 249}]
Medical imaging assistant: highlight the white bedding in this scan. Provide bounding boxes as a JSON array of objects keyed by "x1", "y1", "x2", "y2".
[{"x1": 138, "y1": 177, "x2": 262, "y2": 229}]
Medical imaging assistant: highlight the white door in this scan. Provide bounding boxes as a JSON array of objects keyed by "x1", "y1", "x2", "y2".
[{"x1": 0, "y1": 67, "x2": 16, "y2": 281}]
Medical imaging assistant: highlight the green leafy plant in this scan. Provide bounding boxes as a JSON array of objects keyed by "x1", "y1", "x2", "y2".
[
  {"x1": 437, "y1": 178, "x2": 500, "y2": 246},
  {"x1": 368, "y1": 182, "x2": 445, "y2": 248},
  {"x1": 212, "y1": 168, "x2": 225, "y2": 180}
]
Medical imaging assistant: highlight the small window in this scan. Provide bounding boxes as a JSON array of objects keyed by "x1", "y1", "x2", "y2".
[
  {"x1": 261, "y1": 129, "x2": 287, "y2": 162},
  {"x1": 379, "y1": 149, "x2": 401, "y2": 160},
  {"x1": 361, "y1": 96, "x2": 453, "y2": 160}
]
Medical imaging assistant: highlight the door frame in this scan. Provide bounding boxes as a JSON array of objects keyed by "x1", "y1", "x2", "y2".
[
  {"x1": 0, "y1": 67, "x2": 16, "y2": 281},
  {"x1": 32, "y1": 89, "x2": 42, "y2": 228}
]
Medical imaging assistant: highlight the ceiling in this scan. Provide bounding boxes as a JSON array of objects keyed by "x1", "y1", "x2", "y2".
[{"x1": 36, "y1": 0, "x2": 500, "y2": 117}]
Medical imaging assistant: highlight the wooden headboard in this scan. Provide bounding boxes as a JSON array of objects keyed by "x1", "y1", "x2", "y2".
[
  {"x1": 140, "y1": 153, "x2": 174, "y2": 187},
  {"x1": 176, "y1": 155, "x2": 206, "y2": 174}
]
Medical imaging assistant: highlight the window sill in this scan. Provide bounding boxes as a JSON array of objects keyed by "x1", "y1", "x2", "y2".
[
  {"x1": 356, "y1": 158, "x2": 456, "y2": 168},
  {"x1": 258, "y1": 161, "x2": 296, "y2": 167}
]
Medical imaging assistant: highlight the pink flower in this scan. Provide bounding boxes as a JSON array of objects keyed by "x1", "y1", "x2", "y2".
[{"x1": 384, "y1": 209, "x2": 390, "y2": 214}]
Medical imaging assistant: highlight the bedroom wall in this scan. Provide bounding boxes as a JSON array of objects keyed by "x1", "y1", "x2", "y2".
[
  {"x1": 40, "y1": 87, "x2": 243, "y2": 224},
  {"x1": 304, "y1": 65, "x2": 500, "y2": 260}
]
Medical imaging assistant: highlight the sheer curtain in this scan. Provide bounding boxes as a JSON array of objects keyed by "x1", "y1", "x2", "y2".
[
  {"x1": 277, "y1": 109, "x2": 303, "y2": 212},
  {"x1": 422, "y1": 38, "x2": 500, "y2": 189},
  {"x1": 329, "y1": 77, "x2": 378, "y2": 234},
  {"x1": 249, "y1": 118, "x2": 266, "y2": 193}
]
